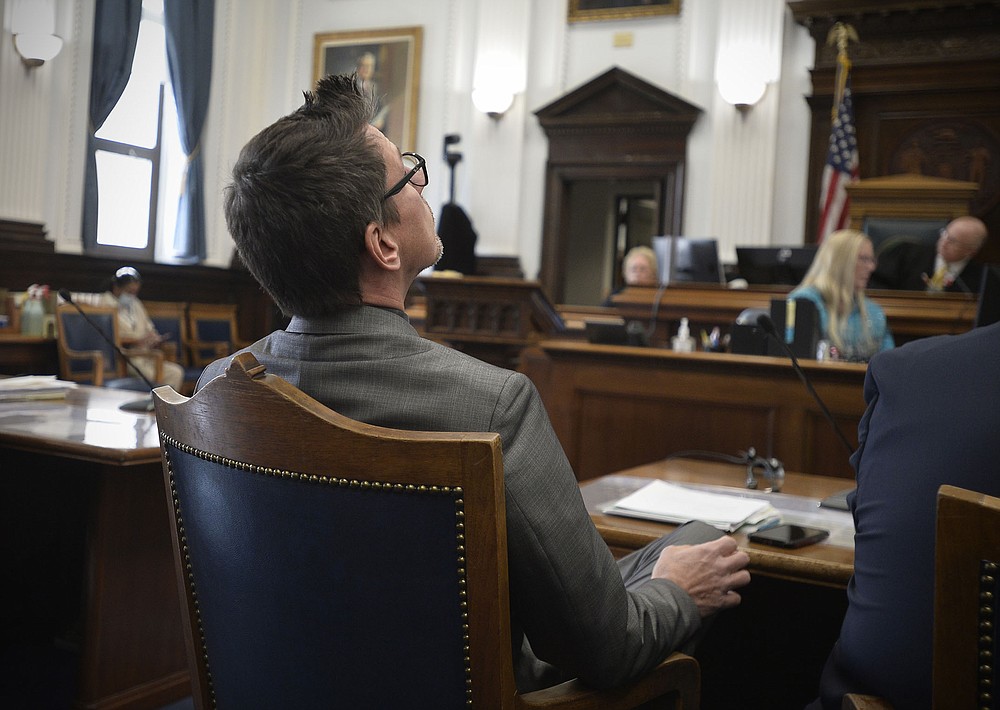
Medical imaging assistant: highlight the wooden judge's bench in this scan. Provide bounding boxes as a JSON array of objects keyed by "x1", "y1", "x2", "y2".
[{"x1": 412, "y1": 276, "x2": 977, "y2": 481}]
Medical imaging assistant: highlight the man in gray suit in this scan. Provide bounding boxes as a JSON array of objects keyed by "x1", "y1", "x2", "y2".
[{"x1": 200, "y1": 73, "x2": 750, "y2": 692}]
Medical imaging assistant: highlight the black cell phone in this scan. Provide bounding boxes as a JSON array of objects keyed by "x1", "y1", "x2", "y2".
[{"x1": 748, "y1": 524, "x2": 829, "y2": 549}]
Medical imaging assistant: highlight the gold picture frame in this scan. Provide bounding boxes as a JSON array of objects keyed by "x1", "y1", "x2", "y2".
[
  {"x1": 568, "y1": 0, "x2": 681, "y2": 23},
  {"x1": 313, "y1": 26, "x2": 423, "y2": 151}
]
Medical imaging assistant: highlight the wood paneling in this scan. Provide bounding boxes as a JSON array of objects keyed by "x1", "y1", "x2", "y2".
[
  {"x1": 790, "y1": 0, "x2": 1000, "y2": 261},
  {"x1": 0, "y1": 221, "x2": 280, "y2": 349},
  {"x1": 520, "y1": 342, "x2": 867, "y2": 480}
]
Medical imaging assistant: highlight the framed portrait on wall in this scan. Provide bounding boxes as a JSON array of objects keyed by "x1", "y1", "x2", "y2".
[
  {"x1": 313, "y1": 26, "x2": 423, "y2": 151},
  {"x1": 568, "y1": 0, "x2": 681, "y2": 23}
]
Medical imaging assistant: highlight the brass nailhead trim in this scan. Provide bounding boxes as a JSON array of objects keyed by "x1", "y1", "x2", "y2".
[
  {"x1": 978, "y1": 559, "x2": 999, "y2": 710},
  {"x1": 160, "y1": 431, "x2": 474, "y2": 707}
]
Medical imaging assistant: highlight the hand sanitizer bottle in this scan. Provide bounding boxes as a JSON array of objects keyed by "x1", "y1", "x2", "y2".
[
  {"x1": 20, "y1": 286, "x2": 45, "y2": 337},
  {"x1": 671, "y1": 317, "x2": 696, "y2": 352}
]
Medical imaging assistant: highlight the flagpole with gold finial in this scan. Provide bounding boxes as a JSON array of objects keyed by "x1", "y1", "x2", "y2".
[{"x1": 826, "y1": 22, "x2": 859, "y2": 121}]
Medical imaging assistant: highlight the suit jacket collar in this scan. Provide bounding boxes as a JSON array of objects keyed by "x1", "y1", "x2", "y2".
[{"x1": 286, "y1": 305, "x2": 412, "y2": 336}]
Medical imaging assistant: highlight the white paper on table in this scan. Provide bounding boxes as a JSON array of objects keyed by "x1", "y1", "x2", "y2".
[{"x1": 601, "y1": 479, "x2": 779, "y2": 532}]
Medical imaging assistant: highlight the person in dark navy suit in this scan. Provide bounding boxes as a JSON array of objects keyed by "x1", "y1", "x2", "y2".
[{"x1": 810, "y1": 320, "x2": 1000, "y2": 709}]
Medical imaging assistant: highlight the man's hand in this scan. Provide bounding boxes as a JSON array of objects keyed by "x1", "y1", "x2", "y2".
[{"x1": 651, "y1": 536, "x2": 751, "y2": 617}]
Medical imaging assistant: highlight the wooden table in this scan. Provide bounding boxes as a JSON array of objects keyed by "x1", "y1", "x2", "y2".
[
  {"x1": 582, "y1": 458, "x2": 856, "y2": 708},
  {"x1": 581, "y1": 458, "x2": 855, "y2": 587},
  {"x1": 1, "y1": 386, "x2": 188, "y2": 709}
]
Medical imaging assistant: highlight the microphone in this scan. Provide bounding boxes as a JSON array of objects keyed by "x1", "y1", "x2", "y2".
[
  {"x1": 756, "y1": 313, "x2": 855, "y2": 458},
  {"x1": 58, "y1": 289, "x2": 156, "y2": 413}
]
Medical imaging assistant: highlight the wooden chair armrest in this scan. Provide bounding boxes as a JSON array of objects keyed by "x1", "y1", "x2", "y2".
[
  {"x1": 517, "y1": 652, "x2": 699, "y2": 710},
  {"x1": 61, "y1": 350, "x2": 105, "y2": 386},
  {"x1": 842, "y1": 694, "x2": 894, "y2": 710}
]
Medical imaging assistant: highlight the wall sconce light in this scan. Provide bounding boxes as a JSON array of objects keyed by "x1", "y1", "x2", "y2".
[
  {"x1": 715, "y1": 43, "x2": 774, "y2": 114},
  {"x1": 11, "y1": 0, "x2": 63, "y2": 68},
  {"x1": 471, "y1": 86, "x2": 515, "y2": 120},
  {"x1": 472, "y1": 56, "x2": 521, "y2": 120},
  {"x1": 717, "y1": 75, "x2": 767, "y2": 113}
]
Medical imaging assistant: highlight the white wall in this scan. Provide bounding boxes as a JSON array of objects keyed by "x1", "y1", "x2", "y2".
[
  {"x1": 0, "y1": 0, "x2": 816, "y2": 281},
  {"x1": 0, "y1": 0, "x2": 92, "y2": 254}
]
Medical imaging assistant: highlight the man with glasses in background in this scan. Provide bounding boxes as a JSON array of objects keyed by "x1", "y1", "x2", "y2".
[
  {"x1": 870, "y1": 215, "x2": 988, "y2": 293},
  {"x1": 198, "y1": 73, "x2": 749, "y2": 693}
]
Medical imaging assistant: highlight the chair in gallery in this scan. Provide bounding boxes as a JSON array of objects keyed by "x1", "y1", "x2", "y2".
[
  {"x1": 843, "y1": 484, "x2": 1000, "y2": 710},
  {"x1": 55, "y1": 303, "x2": 160, "y2": 390},
  {"x1": 153, "y1": 352, "x2": 700, "y2": 709},
  {"x1": 186, "y1": 302, "x2": 249, "y2": 367},
  {"x1": 143, "y1": 300, "x2": 204, "y2": 394}
]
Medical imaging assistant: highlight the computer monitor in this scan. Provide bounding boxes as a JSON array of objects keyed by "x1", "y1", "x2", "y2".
[
  {"x1": 736, "y1": 246, "x2": 818, "y2": 286},
  {"x1": 974, "y1": 264, "x2": 1000, "y2": 328},
  {"x1": 652, "y1": 236, "x2": 724, "y2": 285}
]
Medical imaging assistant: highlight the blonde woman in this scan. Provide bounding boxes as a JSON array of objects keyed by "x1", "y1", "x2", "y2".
[
  {"x1": 789, "y1": 229, "x2": 894, "y2": 362},
  {"x1": 602, "y1": 245, "x2": 659, "y2": 306},
  {"x1": 621, "y1": 245, "x2": 659, "y2": 287}
]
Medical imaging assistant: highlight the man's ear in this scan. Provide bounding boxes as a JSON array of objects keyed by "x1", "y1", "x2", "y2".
[{"x1": 364, "y1": 221, "x2": 401, "y2": 272}]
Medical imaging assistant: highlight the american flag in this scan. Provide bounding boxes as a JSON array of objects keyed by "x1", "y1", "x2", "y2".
[{"x1": 817, "y1": 79, "x2": 859, "y2": 242}]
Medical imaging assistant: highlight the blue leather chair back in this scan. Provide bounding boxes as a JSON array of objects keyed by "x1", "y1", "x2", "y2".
[
  {"x1": 191, "y1": 318, "x2": 231, "y2": 344},
  {"x1": 56, "y1": 306, "x2": 150, "y2": 390},
  {"x1": 148, "y1": 306, "x2": 203, "y2": 384},
  {"x1": 188, "y1": 304, "x2": 245, "y2": 366},
  {"x1": 59, "y1": 309, "x2": 119, "y2": 382},
  {"x1": 163, "y1": 443, "x2": 469, "y2": 708},
  {"x1": 149, "y1": 312, "x2": 183, "y2": 358},
  {"x1": 154, "y1": 353, "x2": 511, "y2": 709}
]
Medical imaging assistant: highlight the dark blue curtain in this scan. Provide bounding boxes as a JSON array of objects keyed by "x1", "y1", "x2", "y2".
[
  {"x1": 164, "y1": 0, "x2": 214, "y2": 263},
  {"x1": 82, "y1": 0, "x2": 142, "y2": 250}
]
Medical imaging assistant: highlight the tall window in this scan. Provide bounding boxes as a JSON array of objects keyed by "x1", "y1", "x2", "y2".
[{"x1": 92, "y1": 0, "x2": 184, "y2": 261}]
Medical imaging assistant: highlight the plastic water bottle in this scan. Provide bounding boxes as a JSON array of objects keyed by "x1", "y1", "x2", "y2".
[
  {"x1": 20, "y1": 293, "x2": 45, "y2": 336},
  {"x1": 671, "y1": 317, "x2": 696, "y2": 352}
]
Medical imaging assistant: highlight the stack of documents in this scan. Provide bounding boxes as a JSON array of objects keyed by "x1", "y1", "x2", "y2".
[
  {"x1": 602, "y1": 479, "x2": 779, "y2": 532},
  {"x1": 0, "y1": 375, "x2": 78, "y2": 402}
]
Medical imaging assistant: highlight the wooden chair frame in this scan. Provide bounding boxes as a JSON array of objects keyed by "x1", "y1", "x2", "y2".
[
  {"x1": 154, "y1": 353, "x2": 698, "y2": 709},
  {"x1": 185, "y1": 303, "x2": 249, "y2": 367},
  {"x1": 56, "y1": 303, "x2": 164, "y2": 386},
  {"x1": 144, "y1": 300, "x2": 205, "y2": 394},
  {"x1": 142, "y1": 300, "x2": 190, "y2": 365},
  {"x1": 843, "y1": 485, "x2": 1000, "y2": 710},
  {"x1": 933, "y1": 485, "x2": 1000, "y2": 708}
]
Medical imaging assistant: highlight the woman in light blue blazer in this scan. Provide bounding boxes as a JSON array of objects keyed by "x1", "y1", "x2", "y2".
[{"x1": 790, "y1": 229, "x2": 894, "y2": 362}]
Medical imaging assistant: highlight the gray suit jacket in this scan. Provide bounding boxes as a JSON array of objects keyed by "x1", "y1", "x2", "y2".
[{"x1": 198, "y1": 306, "x2": 700, "y2": 691}]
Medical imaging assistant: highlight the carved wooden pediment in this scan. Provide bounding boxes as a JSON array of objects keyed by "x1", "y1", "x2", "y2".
[{"x1": 535, "y1": 67, "x2": 701, "y2": 131}]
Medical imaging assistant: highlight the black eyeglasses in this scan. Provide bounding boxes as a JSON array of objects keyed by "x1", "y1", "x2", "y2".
[{"x1": 383, "y1": 152, "x2": 428, "y2": 201}]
